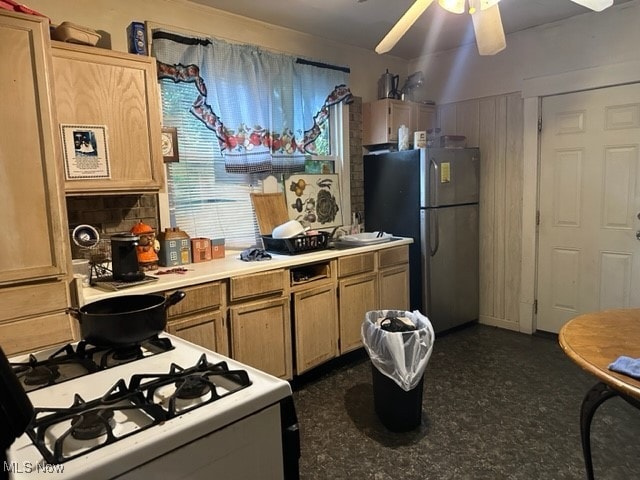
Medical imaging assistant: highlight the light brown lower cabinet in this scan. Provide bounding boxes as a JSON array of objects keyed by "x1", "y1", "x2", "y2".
[
  {"x1": 292, "y1": 283, "x2": 339, "y2": 374},
  {"x1": 378, "y1": 264, "x2": 410, "y2": 311},
  {"x1": 164, "y1": 282, "x2": 228, "y2": 355},
  {"x1": 338, "y1": 272, "x2": 379, "y2": 354},
  {"x1": 378, "y1": 245, "x2": 410, "y2": 311},
  {"x1": 166, "y1": 310, "x2": 228, "y2": 356},
  {"x1": 229, "y1": 297, "x2": 293, "y2": 380}
]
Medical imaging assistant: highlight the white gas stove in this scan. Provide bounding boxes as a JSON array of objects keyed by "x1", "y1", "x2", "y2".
[{"x1": 3, "y1": 334, "x2": 299, "y2": 479}]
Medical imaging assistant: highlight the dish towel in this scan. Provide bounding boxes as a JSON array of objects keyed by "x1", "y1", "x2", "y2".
[
  {"x1": 608, "y1": 356, "x2": 640, "y2": 380},
  {"x1": 239, "y1": 248, "x2": 272, "y2": 262}
]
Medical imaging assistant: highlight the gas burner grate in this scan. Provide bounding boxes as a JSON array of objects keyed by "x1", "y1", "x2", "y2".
[
  {"x1": 131, "y1": 354, "x2": 252, "y2": 417},
  {"x1": 11, "y1": 344, "x2": 100, "y2": 392},
  {"x1": 10, "y1": 337, "x2": 174, "y2": 392},
  {"x1": 25, "y1": 354, "x2": 252, "y2": 464},
  {"x1": 27, "y1": 380, "x2": 167, "y2": 464}
]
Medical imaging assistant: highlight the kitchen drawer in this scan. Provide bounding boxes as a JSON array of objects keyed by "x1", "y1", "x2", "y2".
[
  {"x1": 337, "y1": 253, "x2": 375, "y2": 278},
  {"x1": 229, "y1": 269, "x2": 285, "y2": 302},
  {"x1": 0, "y1": 312, "x2": 73, "y2": 355},
  {"x1": 0, "y1": 282, "x2": 68, "y2": 323},
  {"x1": 166, "y1": 282, "x2": 224, "y2": 318},
  {"x1": 378, "y1": 245, "x2": 409, "y2": 269}
]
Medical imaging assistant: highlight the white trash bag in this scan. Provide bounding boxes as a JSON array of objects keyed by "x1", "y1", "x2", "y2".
[{"x1": 361, "y1": 310, "x2": 435, "y2": 392}]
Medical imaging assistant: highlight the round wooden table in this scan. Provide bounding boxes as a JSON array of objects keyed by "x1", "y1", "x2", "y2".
[{"x1": 559, "y1": 309, "x2": 640, "y2": 480}]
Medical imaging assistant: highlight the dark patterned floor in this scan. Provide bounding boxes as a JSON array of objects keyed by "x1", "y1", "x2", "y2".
[{"x1": 292, "y1": 323, "x2": 640, "y2": 480}]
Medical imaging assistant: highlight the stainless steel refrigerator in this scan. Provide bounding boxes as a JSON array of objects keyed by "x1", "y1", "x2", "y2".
[{"x1": 364, "y1": 147, "x2": 480, "y2": 333}]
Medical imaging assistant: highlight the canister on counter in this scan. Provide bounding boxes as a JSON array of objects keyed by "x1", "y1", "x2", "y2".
[
  {"x1": 157, "y1": 227, "x2": 191, "y2": 266},
  {"x1": 211, "y1": 238, "x2": 225, "y2": 259},
  {"x1": 191, "y1": 237, "x2": 212, "y2": 263},
  {"x1": 413, "y1": 131, "x2": 426, "y2": 149}
]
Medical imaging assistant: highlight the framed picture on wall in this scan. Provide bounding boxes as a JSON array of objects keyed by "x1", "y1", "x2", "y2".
[
  {"x1": 60, "y1": 124, "x2": 111, "y2": 180},
  {"x1": 161, "y1": 127, "x2": 179, "y2": 163},
  {"x1": 284, "y1": 174, "x2": 343, "y2": 229}
]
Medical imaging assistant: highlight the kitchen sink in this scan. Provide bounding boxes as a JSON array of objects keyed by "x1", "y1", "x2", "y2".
[{"x1": 329, "y1": 233, "x2": 400, "y2": 249}]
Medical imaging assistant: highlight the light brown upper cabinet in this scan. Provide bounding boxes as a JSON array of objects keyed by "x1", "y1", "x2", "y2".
[
  {"x1": 363, "y1": 99, "x2": 435, "y2": 147},
  {"x1": 0, "y1": 11, "x2": 74, "y2": 354},
  {"x1": 51, "y1": 42, "x2": 164, "y2": 194},
  {"x1": 0, "y1": 12, "x2": 69, "y2": 285}
]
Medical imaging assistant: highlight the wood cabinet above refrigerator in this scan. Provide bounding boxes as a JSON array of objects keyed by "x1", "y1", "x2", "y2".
[
  {"x1": 51, "y1": 42, "x2": 164, "y2": 194},
  {"x1": 363, "y1": 99, "x2": 435, "y2": 147}
]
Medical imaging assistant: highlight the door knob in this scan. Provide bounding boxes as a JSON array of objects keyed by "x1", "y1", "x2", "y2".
[{"x1": 636, "y1": 231, "x2": 640, "y2": 241}]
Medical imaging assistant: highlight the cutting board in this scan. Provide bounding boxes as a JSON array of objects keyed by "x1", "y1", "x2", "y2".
[{"x1": 250, "y1": 193, "x2": 290, "y2": 235}]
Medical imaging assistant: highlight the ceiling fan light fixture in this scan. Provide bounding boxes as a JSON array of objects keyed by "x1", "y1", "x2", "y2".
[
  {"x1": 569, "y1": 0, "x2": 614, "y2": 12},
  {"x1": 478, "y1": 0, "x2": 500, "y2": 10},
  {"x1": 438, "y1": 0, "x2": 465, "y2": 14},
  {"x1": 375, "y1": 0, "x2": 435, "y2": 54},
  {"x1": 468, "y1": 0, "x2": 500, "y2": 15},
  {"x1": 471, "y1": 3, "x2": 506, "y2": 55}
]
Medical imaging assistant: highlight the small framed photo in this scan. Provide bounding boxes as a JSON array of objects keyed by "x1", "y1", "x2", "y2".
[
  {"x1": 60, "y1": 125, "x2": 111, "y2": 180},
  {"x1": 161, "y1": 127, "x2": 179, "y2": 163}
]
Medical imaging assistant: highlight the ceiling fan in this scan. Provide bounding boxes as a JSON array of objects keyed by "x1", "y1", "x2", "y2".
[{"x1": 375, "y1": 0, "x2": 615, "y2": 56}]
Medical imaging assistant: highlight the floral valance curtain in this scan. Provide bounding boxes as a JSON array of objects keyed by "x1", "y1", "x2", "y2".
[{"x1": 151, "y1": 31, "x2": 352, "y2": 174}]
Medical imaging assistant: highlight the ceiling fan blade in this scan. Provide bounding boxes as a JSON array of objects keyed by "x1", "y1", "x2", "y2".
[
  {"x1": 471, "y1": 3, "x2": 506, "y2": 56},
  {"x1": 570, "y1": 0, "x2": 613, "y2": 12},
  {"x1": 375, "y1": 0, "x2": 435, "y2": 54}
]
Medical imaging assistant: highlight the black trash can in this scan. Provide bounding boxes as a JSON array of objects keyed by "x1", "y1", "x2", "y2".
[
  {"x1": 361, "y1": 310, "x2": 434, "y2": 433},
  {"x1": 371, "y1": 364, "x2": 424, "y2": 432}
]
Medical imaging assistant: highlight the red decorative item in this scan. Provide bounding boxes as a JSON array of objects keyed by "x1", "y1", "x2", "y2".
[
  {"x1": 191, "y1": 238, "x2": 212, "y2": 263},
  {"x1": 0, "y1": 0, "x2": 49, "y2": 19}
]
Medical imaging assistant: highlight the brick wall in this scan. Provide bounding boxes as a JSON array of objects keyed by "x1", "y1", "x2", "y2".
[
  {"x1": 66, "y1": 194, "x2": 158, "y2": 258},
  {"x1": 349, "y1": 96, "x2": 364, "y2": 218}
]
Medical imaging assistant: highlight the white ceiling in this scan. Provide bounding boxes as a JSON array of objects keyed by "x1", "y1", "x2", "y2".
[{"x1": 186, "y1": 0, "x2": 631, "y2": 59}]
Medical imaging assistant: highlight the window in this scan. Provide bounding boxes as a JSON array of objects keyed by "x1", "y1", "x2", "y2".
[
  {"x1": 153, "y1": 31, "x2": 351, "y2": 248},
  {"x1": 160, "y1": 81, "x2": 348, "y2": 248},
  {"x1": 161, "y1": 80, "x2": 261, "y2": 247}
]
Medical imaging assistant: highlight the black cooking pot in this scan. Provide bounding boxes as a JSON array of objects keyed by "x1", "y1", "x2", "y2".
[{"x1": 68, "y1": 291, "x2": 186, "y2": 346}]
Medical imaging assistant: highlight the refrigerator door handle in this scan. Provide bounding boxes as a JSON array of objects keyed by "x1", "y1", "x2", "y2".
[
  {"x1": 430, "y1": 157, "x2": 438, "y2": 206},
  {"x1": 430, "y1": 209, "x2": 439, "y2": 256}
]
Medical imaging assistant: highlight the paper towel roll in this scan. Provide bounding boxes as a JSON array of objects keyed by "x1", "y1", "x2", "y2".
[{"x1": 398, "y1": 125, "x2": 409, "y2": 151}]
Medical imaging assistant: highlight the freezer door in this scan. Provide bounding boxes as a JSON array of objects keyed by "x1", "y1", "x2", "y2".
[
  {"x1": 421, "y1": 203, "x2": 479, "y2": 333},
  {"x1": 364, "y1": 149, "x2": 423, "y2": 312},
  {"x1": 421, "y1": 148, "x2": 480, "y2": 208}
]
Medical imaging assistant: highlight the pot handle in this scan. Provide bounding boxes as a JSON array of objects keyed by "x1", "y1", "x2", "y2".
[
  {"x1": 165, "y1": 290, "x2": 186, "y2": 309},
  {"x1": 66, "y1": 307, "x2": 81, "y2": 321}
]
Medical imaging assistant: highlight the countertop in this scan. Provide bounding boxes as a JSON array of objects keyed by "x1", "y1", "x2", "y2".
[{"x1": 78, "y1": 237, "x2": 413, "y2": 305}]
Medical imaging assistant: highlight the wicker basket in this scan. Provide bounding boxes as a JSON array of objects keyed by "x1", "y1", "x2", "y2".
[{"x1": 262, "y1": 232, "x2": 329, "y2": 255}]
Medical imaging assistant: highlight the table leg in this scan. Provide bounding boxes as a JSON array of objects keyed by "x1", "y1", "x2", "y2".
[{"x1": 580, "y1": 382, "x2": 618, "y2": 480}]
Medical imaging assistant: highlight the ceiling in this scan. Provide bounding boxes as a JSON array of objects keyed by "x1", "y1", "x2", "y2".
[{"x1": 186, "y1": 0, "x2": 631, "y2": 59}]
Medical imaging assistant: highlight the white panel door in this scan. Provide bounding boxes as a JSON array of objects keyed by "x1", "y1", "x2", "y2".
[{"x1": 537, "y1": 83, "x2": 640, "y2": 333}]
